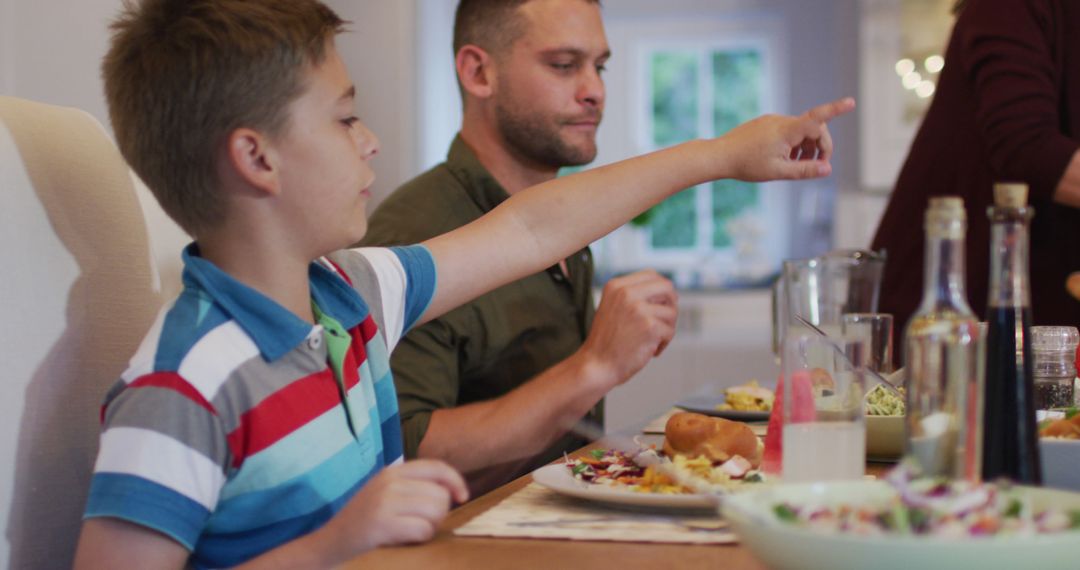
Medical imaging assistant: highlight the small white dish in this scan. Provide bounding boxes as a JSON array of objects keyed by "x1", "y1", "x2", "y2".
[
  {"x1": 1041, "y1": 437, "x2": 1080, "y2": 491},
  {"x1": 866, "y1": 415, "x2": 904, "y2": 460}
]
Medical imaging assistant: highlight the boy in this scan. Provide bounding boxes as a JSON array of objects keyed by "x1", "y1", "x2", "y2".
[{"x1": 74, "y1": 0, "x2": 853, "y2": 568}]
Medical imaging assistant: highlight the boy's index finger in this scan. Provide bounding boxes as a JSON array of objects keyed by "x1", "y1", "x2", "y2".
[{"x1": 803, "y1": 97, "x2": 856, "y2": 124}]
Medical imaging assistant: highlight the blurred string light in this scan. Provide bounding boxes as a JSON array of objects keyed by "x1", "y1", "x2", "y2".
[
  {"x1": 896, "y1": 53, "x2": 943, "y2": 99},
  {"x1": 925, "y1": 54, "x2": 945, "y2": 73}
]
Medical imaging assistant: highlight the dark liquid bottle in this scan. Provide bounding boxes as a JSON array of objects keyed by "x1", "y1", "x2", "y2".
[{"x1": 981, "y1": 183, "x2": 1041, "y2": 483}]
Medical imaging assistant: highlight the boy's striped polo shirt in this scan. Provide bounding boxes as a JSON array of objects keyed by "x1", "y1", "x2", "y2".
[{"x1": 83, "y1": 244, "x2": 436, "y2": 569}]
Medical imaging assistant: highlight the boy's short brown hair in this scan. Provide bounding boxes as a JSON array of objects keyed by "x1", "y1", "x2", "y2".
[{"x1": 103, "y1": 0, "x2": 346, "y2": 235}]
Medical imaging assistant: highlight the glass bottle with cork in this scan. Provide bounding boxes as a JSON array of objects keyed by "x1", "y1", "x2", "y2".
[
  {"x1": 982, "y1": 182, "x2": 1040, "y2": 484},
  {"x1": 903, "y1": 196, "x2": 982, "y2": 481}
]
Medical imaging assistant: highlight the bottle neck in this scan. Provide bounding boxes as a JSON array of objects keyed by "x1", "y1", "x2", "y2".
[
  {"x1": 920, "y1": 229, "x2": 972, "y2": 314},
  {"x1": 986, "y1": 208, "x2": 1032, "y2": 309}
]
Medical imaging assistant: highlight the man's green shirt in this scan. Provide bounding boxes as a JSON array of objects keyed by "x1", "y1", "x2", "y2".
[{"x1": 360, "y1": 135, "x2": 599, "y2": 479}]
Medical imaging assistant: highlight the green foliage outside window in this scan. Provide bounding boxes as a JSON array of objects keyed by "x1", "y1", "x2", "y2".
[
  {"x1": 642, "y1": 47, "x2": 763, "y2": 250},
  {"x1": 711, "y1": 50, "x2": 761, "y2": 247},
  {"x1": 650, "y1": 52, "x2": 698, "y2": 147},
  {"x1": 648, "y1": 189, "x2": 697, "y2": 248},
  {"x1": 712, "y1": 50, "x2": 761, "y2": 134},
  {"x1": 643, "y1": 50, "x2": 697, "y2": 240},
  {"x1": 711, "y1": 179, "x2": 758, "y2": 247}
]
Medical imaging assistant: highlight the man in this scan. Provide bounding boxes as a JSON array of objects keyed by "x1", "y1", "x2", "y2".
[{"x1": 361, "y1": 0, "x2": 680, "y2": 493}]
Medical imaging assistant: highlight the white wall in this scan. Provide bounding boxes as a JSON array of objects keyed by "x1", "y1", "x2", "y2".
[
  {"x1": 1, "y1": 0, "x2": 114, "y2": 125},
  {"x1": 416, "y1": 0, "x2": 463, "y2": 174},
  {"x1": 0, "y1": 0, "x2": 422, "y2": 206},
  {"x1": 328, "y1": 0, "x2": 421, "y2": 205},
  {"x1": 0, "y1": 0, "x2": 13, "y2": 98}
]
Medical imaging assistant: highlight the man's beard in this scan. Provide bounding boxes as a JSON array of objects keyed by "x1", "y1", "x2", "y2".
[{"x1": 495, "y1": 101, "x2": 600, "y2": 169}]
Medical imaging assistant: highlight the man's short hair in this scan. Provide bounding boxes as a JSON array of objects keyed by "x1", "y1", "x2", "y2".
[
  {"x1": 103, "y1": 0, "x2": 346, "y2": 235},
  {"x1": 453, "y1": 0, "x2": 601, "y2": 57}
]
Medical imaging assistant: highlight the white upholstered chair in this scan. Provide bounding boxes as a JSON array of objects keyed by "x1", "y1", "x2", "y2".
[{"x1": 0, "y1": 96, "x2": 186, "y2": 569}]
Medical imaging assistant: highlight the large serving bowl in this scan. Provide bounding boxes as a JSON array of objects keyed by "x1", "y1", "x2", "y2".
[
  {"x1": 722, "y1": 480, "x2": 1080, "y2": 570},
  {"x1": 1042, "y1": 438, "x2": 1080, "y2": 491}
]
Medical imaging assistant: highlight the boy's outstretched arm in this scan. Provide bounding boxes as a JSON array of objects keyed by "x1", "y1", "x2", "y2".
[{"x1": 420, "y1": 97, "x2": 855, "y2": 323}]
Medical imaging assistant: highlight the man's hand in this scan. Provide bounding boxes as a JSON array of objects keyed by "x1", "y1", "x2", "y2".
[
  {"x1": 315, "y1": 459, "x2": 468, "y2": 562},
  {"x1": 578, "y1": 270, "x2": 678, "y2": 387},
  {"x1": 1052, "y1": 149, "x2": 1080, "y2": 208},
  {"x1": 1066, "y1": 271, "x2": 1080, "y2": 301},
  {"x1": 720, "y1": 97, "x2": 856, "y2": 182}
]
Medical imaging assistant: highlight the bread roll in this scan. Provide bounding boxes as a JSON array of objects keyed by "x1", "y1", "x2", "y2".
[
  {"x1": 810, "y1": 367, "x2": 835, "y2": 395},
  {"x1": 662, "y1": 412, "x2": 762, "y2": 467}
]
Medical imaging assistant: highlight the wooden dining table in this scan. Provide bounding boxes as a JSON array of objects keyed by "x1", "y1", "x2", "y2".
[{"x1": 343, "y1": 420, "x2": 892, "y2": 570}]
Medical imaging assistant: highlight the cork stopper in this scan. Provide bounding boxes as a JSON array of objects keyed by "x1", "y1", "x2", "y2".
[
  {"x1": 925, "y1": 196, "x2": 965, "y2": 237},
  {"x1": 993, "y1": 182, "x2": 1028, "y2": 208},
  {"x1": 928, "y1": 196, "x2": 964, "y2": 216}
]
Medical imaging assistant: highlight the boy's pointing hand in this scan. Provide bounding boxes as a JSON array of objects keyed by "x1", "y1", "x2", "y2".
[{"x1": 718, "y1": 97, "x2": 856, "y2": 182}]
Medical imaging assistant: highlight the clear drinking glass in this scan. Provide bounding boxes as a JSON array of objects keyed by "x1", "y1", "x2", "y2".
[
  {"x1": 781, "y1": 332, "x2": 867, "y2": 482},
  {"x1": 842, "y1": 313, "x2": 895, "y2": 374}
]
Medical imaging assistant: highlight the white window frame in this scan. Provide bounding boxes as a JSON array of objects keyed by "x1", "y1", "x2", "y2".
[{"x1": 596, "y1": 17, "x2": 790, "y2": 287}]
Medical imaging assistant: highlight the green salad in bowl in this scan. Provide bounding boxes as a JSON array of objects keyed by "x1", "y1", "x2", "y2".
[
  {"x1": 865, "y1": 383, "x2": 905, "y2": 460},
  {"x1": 723, "y1": 464, "x2": 1080, "y2": 570}
]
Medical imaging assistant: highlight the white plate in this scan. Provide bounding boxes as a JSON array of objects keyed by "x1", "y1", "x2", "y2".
[
  {"x1": 531, "y1": 464, "x2": 716, "y2": 510},
  {"x1": 675, "y1": 395, "x2": 770, "y2": 422},
  {"x1": 723, "y1": 480, "x2": 1080, "y2": 570}
]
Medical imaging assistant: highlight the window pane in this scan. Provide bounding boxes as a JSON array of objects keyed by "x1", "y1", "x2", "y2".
[
  {"x1": 712, "y1": 50, "x2": 761, "y2": 135},
  {"x1": 650, "y1": 189, "x2": 697, "y2": 248},
  {"x1": 711, "y1": 49, "x2": 762, "y2": 248},
  {"x1": 710, "y1": 179, "x2": 758, "y2": 247},
  {"x1": 647, "y1": 50, "x2": 699, "y2": 248},
  {"x1": 650, "y1": 51, "x2": 699, "y2": 147}
]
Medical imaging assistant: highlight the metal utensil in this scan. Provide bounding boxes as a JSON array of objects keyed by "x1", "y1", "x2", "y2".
[{"x1": 792, "y1": 313, "x2": 905, "y2": 400}]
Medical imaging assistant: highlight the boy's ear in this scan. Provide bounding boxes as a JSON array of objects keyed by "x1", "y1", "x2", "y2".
[
  {"x1": 456, "y1": 44, "x2": 495, "y2": 99},
  {"x1": 225, "y1": 127, "x2": 281, "y2": 196}
]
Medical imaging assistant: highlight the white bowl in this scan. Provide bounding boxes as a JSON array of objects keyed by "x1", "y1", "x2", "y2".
[
  {"x1": 722, "y1": 480, "x2": 1080, "y2": 570},
  {"x1": 866, "y1": 415, "x2": 904, "y2": 460},
  {"x1": 1041, "y1": 438, "x2": 1080, "y2": 491}
]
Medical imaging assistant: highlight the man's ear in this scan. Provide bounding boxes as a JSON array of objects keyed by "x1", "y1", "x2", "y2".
[
  {"x1": 225, "y1": 127, "x2": 280, "y2": 196},
  {"x1": 456, "y1": 44, "x2": 495, "y2": 99}
]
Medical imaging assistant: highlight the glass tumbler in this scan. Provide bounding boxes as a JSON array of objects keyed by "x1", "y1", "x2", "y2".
[{"x1": 781, "y1": 332, "x2": 867, "y2": 482}]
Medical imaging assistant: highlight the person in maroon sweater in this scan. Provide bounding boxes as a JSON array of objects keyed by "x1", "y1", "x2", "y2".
[{"x1": 872, "y1": 0, "x2": 1080, "y2": 340}]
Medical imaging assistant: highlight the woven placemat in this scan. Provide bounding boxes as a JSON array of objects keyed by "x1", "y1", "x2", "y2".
[{"x1": 454, "y1": 482, "x2": 736, "y2": 544}]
